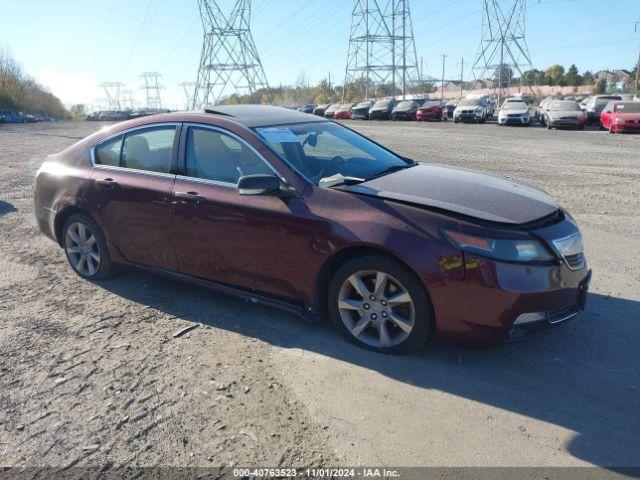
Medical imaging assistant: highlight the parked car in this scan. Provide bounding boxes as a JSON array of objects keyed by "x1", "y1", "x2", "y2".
[
  {"x1": 416, "y1": 101, "x2": 444, "y2": 122},
  {"x1": 584, "y1": 95, "x2": 622, "y2": 125},
  {"x1": 33, "y1": 105, "x2": 591, "y2": 353},
  {"x1": 313, "y1": 104, "x2": 330, "y2": 117},
  {"x1": 442, "y1": 101, "x2": 458, "y2": 120},
  {"x1": 298, "y1": 104, "x2": 317, "y2": 114},
  {"x1": 351, "y1": 100, "x2": 375, "y2": 120},
  {"x1": 497, "y1": 101, "x2": 530, "y2": 126},
  {"x1": 324, "y1": 103, "x2": 341, "y2": 119},
  {"x1": 537, "y1": 97, "x2": 556, "y2": 124},
  {"x1": 368, "y1": 99, "x2": 398, "y2": 120},
  {"x1": 599, "y1": 101, "x2": 640, "y2": 134},
  {"x1": 334, "y1": 103, "x2": 356, "y2": 120},
  {"x1": 453, "y1": 97, "x2": 490, "y2": 123},
  {"x1": 391, "y1": 100, "x2": 422, "y2": 121},
  {"x1": 545, "y1": 100, "x2": 586, "y2": 130}
]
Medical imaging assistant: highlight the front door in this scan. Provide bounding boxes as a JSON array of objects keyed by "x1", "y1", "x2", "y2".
[
  {"x1": 172, "y1": 125, "x2": 317, "y2": 301},
  {"x1": 91, "y1": 124, "x2": 179, "y2": 269}
]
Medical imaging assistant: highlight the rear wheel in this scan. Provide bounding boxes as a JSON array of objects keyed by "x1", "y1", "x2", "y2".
[
  {"x1": 328, "y1": 255, "x2": 432, "y2": 354},
  {"x1": 63, "y1": 213, "x2": 115, "y2": 280}
]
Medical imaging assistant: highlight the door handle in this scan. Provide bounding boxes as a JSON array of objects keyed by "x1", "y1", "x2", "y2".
[
  {"x1": 174, "y1": 191, "x2": 205, "y2": 204},
  {"x1": 95, "y1": 178, "x2": 119, "y2": 189}
]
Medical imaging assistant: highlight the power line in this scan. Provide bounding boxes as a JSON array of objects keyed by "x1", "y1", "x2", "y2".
[{"x1": 120, "y1": 0, "x2": 155, "y2": 76}]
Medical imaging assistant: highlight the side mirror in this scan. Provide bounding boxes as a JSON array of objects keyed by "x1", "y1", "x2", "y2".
[{"x1": 237, "y1": 174, "x2": 282, "y2": 196}]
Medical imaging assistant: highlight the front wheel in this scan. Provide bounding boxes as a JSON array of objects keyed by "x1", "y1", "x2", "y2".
[
  {"x1": 328, "y1": 255, "x2": 433, "y2": 354},
  {"x1": 63, "y1": 213, "x2": 115, "y2": 280}
]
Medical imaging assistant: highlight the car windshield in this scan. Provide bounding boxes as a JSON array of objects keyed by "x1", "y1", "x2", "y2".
[
  {"x1": 396, "y1": 101, "x2": 415, "y2": 109},
  {"x1": 594, "y1": 96, "x2": 621, "y2": 105},
  {"x1": 356, "y1": 102, "x2": 371, "y2": 108},
  {"x1": 339, "y1": 104, "x2": 353, "y2": 109},
  {"x1": 373, "y1": 100, "x2": 391, "y2": 108},
  {"x1": 502, "y1": 102, "x2": 528, "y2": 111},
  {"x1": 254, "y1": 122, "x2": 411, "y2": 187},
  {"x1": 458, "y1": 99, "x2": 480, "y2": 106},
  {"x1": 422, "y1": 101, "x2": 440, "y2": 107},
  {"x1": 549, "y1": 101, "x2": 581, "y2": 111},
  {"x1": 616, "y1": 103, "x2": 640, "y2": 113}
]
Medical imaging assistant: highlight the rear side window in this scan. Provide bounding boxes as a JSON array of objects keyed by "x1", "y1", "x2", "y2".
[
  {"x1": 185, "y1": 127, "x2": 272, "y2": 184},
  {"x1": 94, "y1": 136, "x2": 122, "y2": 167},
  {"x1": 121, "y1": 126, "x2": 176, "y2": 174}
]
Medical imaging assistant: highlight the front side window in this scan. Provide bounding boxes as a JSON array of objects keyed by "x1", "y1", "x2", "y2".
[
  {"x1": 185, "y1": 127, "x2": 272, "y2": 184},
  {"x1": 121, "y1": 126, "x2": 176, "y2": 173},
  {"x1": 94, "y1": 136, "x2": 122, "y2": 167},
  {"x1": 254, "y1": 122, "x2": 410, "y2": 186}
]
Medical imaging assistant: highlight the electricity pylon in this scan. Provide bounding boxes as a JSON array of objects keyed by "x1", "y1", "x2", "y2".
[
  {"x1": 179, "y1": 82, "x2": 197, "y2": 111},
  {"x1": 343, "y1": 0, "x2": 420, "y2": 101},
  {"x1": 471, "y1": 0, "x2": 533, "y2": 101},
  {"x1": 193, "y1": 0, "x2": 271, "y2": 108},
  {"x1": 99, "y1": 82, "x2": 125, "y2": 110},
  {"x1": 140, "y1": 72, "x2": 164, "y2": 110}
]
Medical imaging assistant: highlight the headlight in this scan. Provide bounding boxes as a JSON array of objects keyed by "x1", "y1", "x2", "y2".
[
  {"x1": 443, "y1": 230, "x2": 555, "y2": 262},
  {"x1": 615, "y1": 117, "x2": 625, "y2": 123}
]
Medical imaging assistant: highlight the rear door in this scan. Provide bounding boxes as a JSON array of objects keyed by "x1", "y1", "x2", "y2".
[{"x1": 91, "y1": 124, "x2": 180, "y2": 270}]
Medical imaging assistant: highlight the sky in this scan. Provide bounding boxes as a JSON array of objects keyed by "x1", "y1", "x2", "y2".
[{"x1": 1, "y1": 0, "x2": 639, "y2": 109}]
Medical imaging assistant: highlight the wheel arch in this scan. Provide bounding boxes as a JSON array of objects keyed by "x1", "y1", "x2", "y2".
[
  {"x1": 53, "y1": 206, "x2": 91, "y2": 247},
  {"x1": 313, "y1": 244, "x2": 434, "y2": 322}
]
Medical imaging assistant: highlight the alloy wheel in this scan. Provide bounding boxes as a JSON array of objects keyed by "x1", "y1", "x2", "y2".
[
  {"x1": 65, "y1": 222, "x2": 101, "y2": 277},
  {"x1": 338, "y1": 270, "x2": 415, "y2": 348}
]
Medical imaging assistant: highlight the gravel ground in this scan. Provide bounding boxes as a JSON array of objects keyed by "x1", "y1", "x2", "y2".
[{"x1": 0, "y1": 119, "x2": 638, "y2": 474}]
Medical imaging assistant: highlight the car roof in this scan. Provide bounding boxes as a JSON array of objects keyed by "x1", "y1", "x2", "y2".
[{"x1": 202, "y1": 105, "x2": 325, "y2": 127}]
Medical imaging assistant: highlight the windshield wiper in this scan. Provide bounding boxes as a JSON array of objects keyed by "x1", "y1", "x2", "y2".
[
  {"x1": 366, "y1": 163, "x2": 416, "y2": 181},
  {"x1": 318, "y1": 173, "x2": 366, "y2": 188}
]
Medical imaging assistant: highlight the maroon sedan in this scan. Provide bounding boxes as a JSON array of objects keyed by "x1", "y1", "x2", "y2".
[{"x1": 34, "y1": 106, "x2": 590, "y2": 353}]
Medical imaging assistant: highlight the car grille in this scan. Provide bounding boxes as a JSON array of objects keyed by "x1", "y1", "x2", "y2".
[
  {"x1": 507, "y1": 114, "x2": 521, "y2": 118},
  {"x1": 565, "y1": 252, "x2": 585, "y2": 270},
  {"x1": 461, "y1": 109, "x2": 474, "y2": 114},
  {"x1": 559, "y1": 116, "x2": 577, "y2": 120}
]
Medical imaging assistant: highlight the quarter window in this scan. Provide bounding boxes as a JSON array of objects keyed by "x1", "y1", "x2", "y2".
[
  {"x1": 121, "y1": 126, "x2": 176, "y2": 174},
  {"x1": 185, "y1": 127, "x2": 272, "y2": 184},
  {"x1": 94, "y1": 136, "x2": 122, "y2": 167}
]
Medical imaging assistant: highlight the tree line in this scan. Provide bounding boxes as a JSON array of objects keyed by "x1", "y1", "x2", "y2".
[
  {"x1": 520, "y1": 63, "x2": 638, "y2": 93},
  {"x1": 0, "y1": 46, "x2": 69, "y2": 119}
]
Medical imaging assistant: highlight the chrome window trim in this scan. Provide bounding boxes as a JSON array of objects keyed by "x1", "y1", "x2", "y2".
[
  {"x1": 181, "y1": 122, "x2": 291, "y2": 188},
  {"x1": 175, "y1": 175, "x2": 235, "y2": 190},
  {"x1": 90, "y1": 122, "x2": 181, "y2": 176}
]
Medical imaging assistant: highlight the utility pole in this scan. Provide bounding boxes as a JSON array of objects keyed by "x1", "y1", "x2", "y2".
[
  {"x1": 635, "y1": 22, "x2": 640, "y2": 92},
  {"x1": 193, "y1": 0, "x2": 271, "y2": 108},
  {"x1": 440, "y1": 54, "x2": 448, "y2": 103},
  {"x1": 343, "y1": 0, "x2": 419, "y2": 101},
  {"x1": 458, "y1": 58, "x2": 464, "y2": 99}
]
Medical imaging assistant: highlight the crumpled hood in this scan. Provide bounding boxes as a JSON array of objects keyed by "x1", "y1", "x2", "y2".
[{"x1": 343, "y1": 164, "x2": 560, "y2": 225}]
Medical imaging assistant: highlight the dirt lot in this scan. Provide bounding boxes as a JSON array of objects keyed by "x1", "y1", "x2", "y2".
[{"x1": 0, "y1": 120, "x2": 638, "y2": 474}]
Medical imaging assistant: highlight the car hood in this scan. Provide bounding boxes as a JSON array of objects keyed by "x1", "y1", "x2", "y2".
[
  {"x1": 548, "y1": 110, "x2": 583, "y2": 118},
  {"x1": 342, "y1": 164, "x2": 559, "y2": 225},
  {"x1": 500, "y1": 108, "x2": 529, "y2": 115}
]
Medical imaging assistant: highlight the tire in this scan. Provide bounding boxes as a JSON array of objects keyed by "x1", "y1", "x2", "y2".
[
  {"x1": 328, "y1": 255, "x2": 433, "y2": 354},
  {"x1": 608, "y1": 122, "x2": 615, "y2": 134},
  {"x1": 62, "y1": 213, "x2": 116, "y2": 280},
  {"x1": 547, "y1": 120, "x2": 552, "y2": 130}
]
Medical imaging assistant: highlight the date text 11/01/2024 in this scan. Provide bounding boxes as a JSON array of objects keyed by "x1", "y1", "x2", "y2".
[{"x1": 232, "y1": 468, "x2": 401, "y2": 478}]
